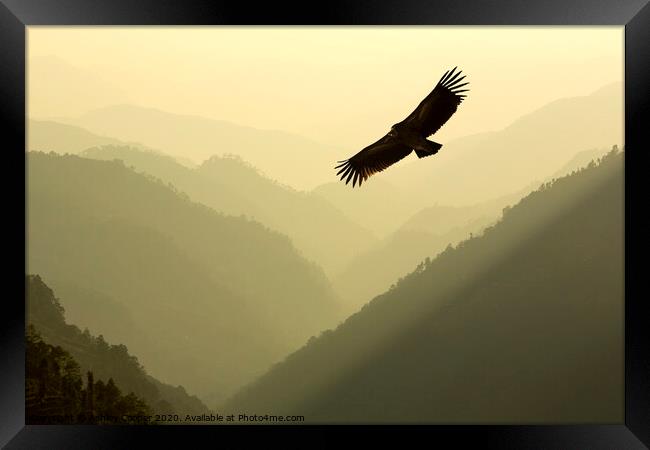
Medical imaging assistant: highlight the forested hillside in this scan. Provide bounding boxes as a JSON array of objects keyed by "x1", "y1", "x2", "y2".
[
  {"x1": 26, "y1": 325, "x2": 152, "y2": 424},
  {"x1": 23, "y1": 27, "x2": 625, "y2": 430},
  {"x1": 329, "y1": 146, "x2": 607, "y2": 312},
  {"x1": 225, "y1": 149, "x2": 624, "y2": 423},
  {"x1": 26, "y1": 274, "x2": 209, "y2": 421},
  {"x1": 26, "y1": 152, "x2": 342, "y2": 405}
]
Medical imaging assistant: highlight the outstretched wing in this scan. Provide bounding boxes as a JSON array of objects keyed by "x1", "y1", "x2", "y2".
[
  {"x1": 334, "y1": 134, "x2": 412, "y2": 187},
  {"x1": 397, "y1": 67, "x2": 469, "y2": 137}
]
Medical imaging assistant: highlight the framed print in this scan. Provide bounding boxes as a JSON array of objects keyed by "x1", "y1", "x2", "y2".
[{"x1": 2, "y1": 0, "x2": 649, "y2": 447}]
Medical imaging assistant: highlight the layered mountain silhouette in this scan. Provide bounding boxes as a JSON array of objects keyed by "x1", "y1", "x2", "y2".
[
  {"x1": 383, "y1": 83, "x2": 622, "y2": 204},
  {"x1": 26, "y1": 79, "x2": 623, "y2": 422},
  {"x1": 27, "y1": 274, "x2": 210, "y2": 417},
  {"x1": 224, "y1": 149, "x2": 623, "y2": 423},
  {"x1": 314, "y1": 83, "x2": 622, "y2": 237},
  {"x1": 333, "y1": 207, "x2": 498, "y2": 313},
  {"x1": 27, "y1": 151, "x2": 342, "y2": 406},
  {"x1": 27, "y1": 119, "x2": 198, "y2": 168},
  {"x1": 56, "y1": 104, "x2": 341, "y2": 189},
  {"x1": 30, "y1": 82, "x2": 621, "y2": 238},
  {"x1": 79, "y1": 145, "x2": 377, "y2": 276},
  {"x1": 28, "y1": 120, "x2": 131, "y2": 154},
  {"x1": 330, "y1": 147, "x2": 614, "y2": 311}
]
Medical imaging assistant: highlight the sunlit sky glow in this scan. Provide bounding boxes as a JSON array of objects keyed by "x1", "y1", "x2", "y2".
[{"x1": 28, "y1": 26, "x2": 623, "y2": 149}]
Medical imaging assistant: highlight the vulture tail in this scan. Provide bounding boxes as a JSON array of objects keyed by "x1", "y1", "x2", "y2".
[{"x1": 414, "y1": 141, "x2": 442, "y2": 158}]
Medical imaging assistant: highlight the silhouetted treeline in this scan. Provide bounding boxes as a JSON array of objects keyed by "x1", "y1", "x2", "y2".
[
  {"x1": 26, "y1": 274, "x2": 210, "y2": 416},
  {"x1": 26, "y1": 325, "x2": 151, "y2": 424},
  {"x1": 225, "y1": 148, "x2": 624, "y2": 423}
]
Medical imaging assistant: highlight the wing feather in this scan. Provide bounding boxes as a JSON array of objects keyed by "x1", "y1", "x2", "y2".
[
  {"x1": 334, "y1": 134, "x2": 412, "y2": 188},
  {"x1": 397, "y1": 67, "x2": 469, "y2": 138}
]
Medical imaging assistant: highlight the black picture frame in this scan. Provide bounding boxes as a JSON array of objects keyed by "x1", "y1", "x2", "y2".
[{"x1": 2, "y1": 0, "x2": 648, "y2": 447}]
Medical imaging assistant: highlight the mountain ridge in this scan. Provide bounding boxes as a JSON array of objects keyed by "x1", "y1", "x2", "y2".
[
  {"x1": 80, "y1": 145, "x2": 378, "y2": 276},
  {"x1": 53, "y1": 104, "x2": 343, "y2": 189},
  {"x1": 27, "y1": 274, "x2": 211, "y2": 416},
  {"x1": 27, "y1": 151, "x2": 343, "y2": 406},
  {"x1": 225, "y1": 149, "x2": 624, "y2": 422}
]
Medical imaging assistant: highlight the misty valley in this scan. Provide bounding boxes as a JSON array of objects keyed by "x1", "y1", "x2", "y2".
[{"x1": 26, "y1": 78, "x2": 624, "y2": 424}]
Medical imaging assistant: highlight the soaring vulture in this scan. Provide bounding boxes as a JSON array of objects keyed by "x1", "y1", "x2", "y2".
[{"x1": 335, "y1": 67, "x2": 469, "y2": 187}]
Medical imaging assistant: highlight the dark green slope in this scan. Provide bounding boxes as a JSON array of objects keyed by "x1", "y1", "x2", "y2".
[
  {"x1": 26, "y1": 325, "x2": 153, "y2": 424},
  {"x1": 27, "y1": 151, "x2": 342, "y2": 403},
  {"x1": 27, "y1": 274, "x2": 210, "y2": 416},
  {"x1": 225, "y1": 150, "x2": 624, "y2": 423}
]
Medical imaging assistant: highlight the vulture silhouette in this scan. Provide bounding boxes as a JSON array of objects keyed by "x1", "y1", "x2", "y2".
[{"x1": 335, "y1": 67, "x2": 469, "y2": 187}]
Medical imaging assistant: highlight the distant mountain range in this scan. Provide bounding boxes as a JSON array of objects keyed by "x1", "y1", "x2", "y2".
[
  {"x1": 382, "y1": 83, "x2": 623, "y2": 204},
  {"x1": 224, "y1": 150, "x2": 623, "y2": 423},
  {"x1": 27, "y1": 151, "x2": 343, "y2": 406},
  {"x1": 28, "y1": 120, "x2": 132, "y2": 154},
  {"x1": 50, "y1": 104, "x2": 342, "y2": 190},
  {"x1": 330, "y1": 146, "x2": 613, "y2": 311},
  {"x1": 313, "y1": 83, "x2": 621, "y2": 238},
  {"x1": 29, "y1": 81, "x2": 621, "y2": 237},
  {"x1": 24, "y1": 47, "x2": 626, "y2": 429},
  {"x1": 332, "y1": 207, "x2": 498, "y2": 313},
  {"x1": 28, "y1": 115, "x2": 617, "y2": 318},
  {"x1": 79, "y1": 145, "x2": 377, "y2": 276},
  {"x1": 27, "y1": 120, "x2": 198, "y2": 168}
]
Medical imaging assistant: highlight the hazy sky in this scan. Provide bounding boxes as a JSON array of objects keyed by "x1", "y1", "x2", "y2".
[{"x1": 28, "y1": 26, "x2": 623, "y2": 148}]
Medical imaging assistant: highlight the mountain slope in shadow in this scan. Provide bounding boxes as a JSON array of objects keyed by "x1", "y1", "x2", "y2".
[
  {"x1": 224, "y1": 149, "x2": 624, "y2": 423},
  {"x1": 332, "y1": 210, "x2": 497, "y2": 314},
  {"x1": 80, "y1": 146, "x2": 377, "y2": 276},
  {"x1": 331, "y1": 147, "x2": 614, "y2": 313},
  {"x1": 27, "y1": 151, "x2": 342, "y2": 405},
  {"x1": 27, "y1": 274, "x2": 211, "y2": 416}
]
